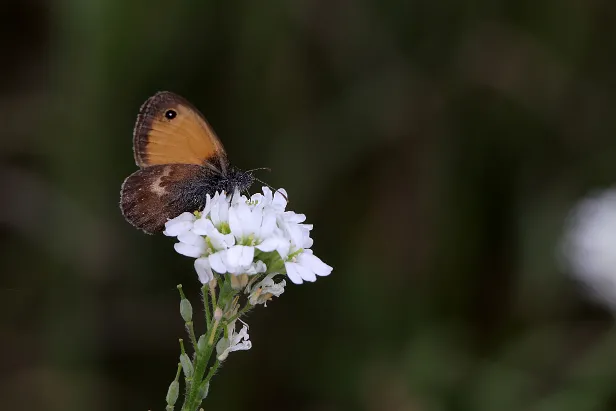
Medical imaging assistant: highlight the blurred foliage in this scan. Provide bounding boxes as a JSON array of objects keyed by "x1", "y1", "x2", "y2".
[{"x1": 2, "y1": 0, "x2": 616, "y2": 410}]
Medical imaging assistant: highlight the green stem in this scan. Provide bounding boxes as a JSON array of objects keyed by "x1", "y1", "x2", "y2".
[
  {"x1": 181, "y1": 321, "x2": 223, "y2": 411},
  {"x1": 203, "y1": 359, "x2": 220, "y2": 385},
  {"x1": 181, "y1": 329, "x2": 212, "y2": 410},
  {"x1": 186, "y1": 322, "x2": 198, "y2": 352},
  {"x1": 174, "y1": 362, "x2": 183, "y2": 381},
  {"x1": 209, "y1": 280, "x2": 218, "y2": 309},
  {"x1": 181, "y1": 282, "x2": 229, "y2": 411},
  {"x1": 202, "y1": 285, "x2": 211, "y2": 324}
]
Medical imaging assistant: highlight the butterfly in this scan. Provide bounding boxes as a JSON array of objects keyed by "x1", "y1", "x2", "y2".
[{"x1": 120, "y1": 91, "x2": 255, "y2": 234}]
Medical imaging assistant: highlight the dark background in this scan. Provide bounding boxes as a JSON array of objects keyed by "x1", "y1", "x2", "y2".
[{"x1": 2, "y1": 1, "x2": 616, "y2": 410}]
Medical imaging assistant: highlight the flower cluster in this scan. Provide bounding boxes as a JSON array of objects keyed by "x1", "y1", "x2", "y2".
[{"x1": 164, "y1": 186, "x2": 332, "y2": 288}]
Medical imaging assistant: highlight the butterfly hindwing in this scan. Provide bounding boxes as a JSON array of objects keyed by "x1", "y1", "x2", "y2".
[{"x1": 120, "y1": 164, "x2": 211, "y2": 234}]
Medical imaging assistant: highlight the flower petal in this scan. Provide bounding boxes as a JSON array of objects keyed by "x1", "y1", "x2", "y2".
[
  {"x1": 285, "y1": 262, "x2": 303, "y2": 284},
  {"x1": 259, "y1": 212, "x2": 277, "y2": 239},
  {"x1": 210, "y1": 192, "x2": 230, "y2": 226},
  {"x1": 284, "y1": 211, "x2": 306, "y2": 224},
  {"x1": 245, "y1": 260, "x2": 267, "y2": 275},
  {"x1": 226, "y1": 245, "x2": 254, "y2": 269},
  {"x1": 225, "y1": 245, "x2": 242, "y2": 267},
  {"x1": 163, "y1": 212, "x2": 195, "y2": 236},
  {"x1": 261, "y1": 187, "x2": 273, "y2": 204},
  {"x1": 202, "y1": 194, "x2": 212, "y2": 217},
  {"x1": 287, "y1": 223, "x2": 305, "y2": 249},
  {"x1": 228, "y1": 206, "x2": 244, "y2": 238},
  {"x1": 272, "y1": 189, "x2": 288, "y2": 210},
  {"x1": 277, "y1": 240, "x2": 291, "y2": 260},
  {"x1": 198, "y1": 219, "x2": 234, "y2": 249},
  {"x1": 296, "y1": 263, "x2": 316, "y2": 282},
  {"x1": 298, "y1": 252, "x2": 332, "y2": 276},
  {"x1": 191, "y1": 217, "x2": 214, "y2": 236},
  {"x1": 209, "y1": 251, "x2": 227, "y2": 274},
  {"x1": 222, "y1": 233, "x2": 236, "y2": 247},
  {"x1": 230, "y1": 189, "x2": 241, "y2": 203},
  {"x1": 256, "y1": 237, "x2": 281, "y2": 252},
  {"x1": 247, "y1": 210, "x2": 263, "y2": 236},
  {"x1": 250, "y1": 192, "x2": 264, "y2": 204},
  {"x1": 240, "y1": 246, "x2": 255, "y2": 267},
  {"x1": 174, "y1": 242, "x2": 204, "y2": 258},
  {"x1": 164, "y1": 221, "x2": 194, "y2": 237},
  {"x1": 194, "y1": 257, "x2": 214, "y2": 283},
  {"x1": 178, "y1": 231, "x2": 206, "y2": 248}
]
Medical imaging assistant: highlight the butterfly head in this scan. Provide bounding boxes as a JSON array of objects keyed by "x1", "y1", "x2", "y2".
[{"x1": 223, "y1": 166, "x2": 255, "y2": 195}]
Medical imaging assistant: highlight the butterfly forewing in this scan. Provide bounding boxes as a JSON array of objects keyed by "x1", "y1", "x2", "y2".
[{"x1": 133, "y1": 91, "x2": 227, "y2": 169}]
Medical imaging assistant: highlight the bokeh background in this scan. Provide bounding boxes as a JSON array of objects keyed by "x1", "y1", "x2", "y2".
[{"x1": 3, "y1": 1, "x2": 616, "y2": 410}]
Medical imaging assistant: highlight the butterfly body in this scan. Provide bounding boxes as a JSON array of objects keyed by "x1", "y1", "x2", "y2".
[{"x1": 120, "y1": 92, "x2": 254, "y2": 234}]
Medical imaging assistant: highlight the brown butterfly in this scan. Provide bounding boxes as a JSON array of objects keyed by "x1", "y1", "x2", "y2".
[{"x1": 120, "y1": 91, "x2": 254, "y2": 234}]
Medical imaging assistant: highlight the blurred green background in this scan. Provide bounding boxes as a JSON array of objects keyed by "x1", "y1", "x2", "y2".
[{"x1": 3, "y1": 0, "x2": 616, "y2": 410}]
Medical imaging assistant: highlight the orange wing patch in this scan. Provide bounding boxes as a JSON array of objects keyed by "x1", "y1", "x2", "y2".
[{"x1": 133, "y1": 92, "x2": 227, "y2": 169}]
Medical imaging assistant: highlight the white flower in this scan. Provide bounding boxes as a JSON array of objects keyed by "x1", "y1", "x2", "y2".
[
  {"x1": 164, "y1": 213, "x2": 205, "y2": 258},
  {"x1": 164, "y1": 187, "x2": 332, "y2": 286},
  {"x1": 174, "y1": 230, "x2": 207, "y2": 258},
  {"x1": 192, "y1": 219, "x2": 234, "y2": 248},
  {"x1": 216, "y1": 321, "x2": 252, "y2": 361},
  {"x1": 562, "y1": 187, "x2": 616, "y2": 310},
  {"x1": 285, "y1": 250, "x2": 332, "y2": 284},
  {"x1": 247, "y1": 273, "x2": 286, "y2": 306},
  {"x1": 163, "y1": 212, "x2": 195, "y2": 236}
]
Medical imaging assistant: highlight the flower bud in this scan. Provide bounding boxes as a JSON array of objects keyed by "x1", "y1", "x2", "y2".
[
  {"x1": 197, "y1": 334, "x2": 206, "y2": 352},
  {"x1": 214, "y1": 307, "x2": 223, "y2": 321},
  {"x1": 230, "y1": 274, "x2": 249, "y2": 290},
  {"x1": 180, "y1": 298, "x2": 193, "y2": 322},
  {"x1": 198, "y1": 381, "x2": 210, "y2": 400},
  {"x1": 180, "y1": 353, "x2": 194, "y2": 378},
  {"x1": 166, "y1": 380, "x2": 179, "y2": 406}
]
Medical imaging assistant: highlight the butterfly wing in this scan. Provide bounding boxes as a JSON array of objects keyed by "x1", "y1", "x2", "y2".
[
  {"x1": 120, "y1": 164, "x2": 213, "y2": 234},
  {"x1": 133, "y1": 91, "x2": 227, "y2": 171}
]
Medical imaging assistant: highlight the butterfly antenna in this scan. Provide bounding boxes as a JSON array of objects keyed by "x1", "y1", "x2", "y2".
[{"x1": 247, "y1": 167, "x2": 271, "y2": 173}]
